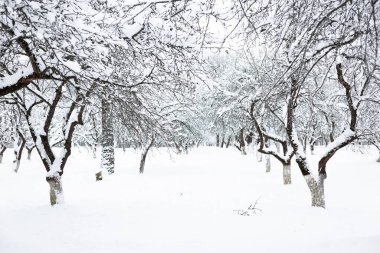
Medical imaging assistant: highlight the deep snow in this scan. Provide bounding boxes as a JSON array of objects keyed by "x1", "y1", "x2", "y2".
[{"x1": 0, "y1": 146, "x2": 379, "y2": 253}]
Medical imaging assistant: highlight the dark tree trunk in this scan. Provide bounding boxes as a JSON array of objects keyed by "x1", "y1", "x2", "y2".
[
  {"x1": 221, "y1": 135, "x2": 225, "y2": 148},
  {"x1": 95, "y1": 171, "x2": 103, "y2": 181},
  {"x1": 0, "y1": 145, "x2": 6, "y2": 164},
  {"x1": 216, "y1": 134, "x2": 220, "y2": 147},
  {"x1": 101, "y1": 98, "x2": 115, "y2": 175},
  {"x1": 26, "y1": 145, "x2": 35, "y2": 160},
  {"x1": 27, "y1": 149, "x2": 32, "y2": 160},
  {"x1": 239, "y1": 128, "x2": 246, "y2": 155},
  {"x1": 140, "y1": 136, "x2": 155, "y2": 174},
  {"x1": 13, "y1": 131, "x2": 26, "y2": 173},
  {"x1": 226, "y1": 136, "x2": 231, "y2": 148}
]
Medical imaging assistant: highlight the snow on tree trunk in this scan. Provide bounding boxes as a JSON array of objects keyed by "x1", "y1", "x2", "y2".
[
  {"x1": 13, "y1": 159, "x2": 21, "y2": 173},
  {"x1": 0, "y1": 154, "x2": 3, "y2": 164},
  {"x1": 265, "y1": 154, "x2": 271, "y2": 172},
  {"x1": 310, "y1": 144, "x2": 315, "y2": 155},
  {"x1": 283, "y1": 164, "x2": 291, "y2": 185},
  {"x1": 13, "y1": 132, "x2": 25, "y2": 173},
  {"x1": 304, "y1": 175, "x2": 325, "y2": 208},
  {"x1": 101, "y1": 99, "x2": 114, "y2": 175},
  {"x1": 46, "y1": 175, "x2": 64, "y2": 206},
  {"x1": 256, "y1": 151, "x2": 262, "y2": 162},
  {"x1": 241, "y1": 146, "x2": 247, "y2": 155}
]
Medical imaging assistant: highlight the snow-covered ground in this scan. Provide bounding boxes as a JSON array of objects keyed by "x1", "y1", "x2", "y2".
[{"x1": 0, "y1": 146, "x2": 379, "y2": 253}]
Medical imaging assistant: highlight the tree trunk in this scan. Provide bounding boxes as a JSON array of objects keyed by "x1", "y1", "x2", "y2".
[
  {"x1": 241, "y1": 146, "x2": 247, "y2": 155},
  {"x1": 101, "y1": 98, "x2": 115, "y2": 175},
  {"x1": 265, "y1": 154, "x2": 271, "y2": 172},
  {"x1": 95, "y1": 171, "x2": 103, "y2": 181},
  {"x1": 304, "y1": 175, "x2": 325, "y2": 208},
  {"x1": 226, "y1": 136, "x2": 231, "y2": 148},
  {"x1": 13, "y1": 159, "x2": 21, "y2": 173},
  {"x1": 216, "y1": 134, "x2": 220, "y2": 147},
  {"x1": 140, "y1": 137, "x2": 155, "y2": 174},
  {"x1": 256, "y1": 151, "x2": 262, "y2": 162},
  {"x1": 239, "y1": 129, "x2": 246, "y2": 155},
  {"x1": 221, "y1": 136, "x2": 225, "y2": 148},
  {"x1": 46, "y1": 175, "x2": 64, "y2": 206},
  {"x1": 310, "y1": 143, "x2": 315, "y2": 155},
  {"x1": 283, "y1": 163, "x2": 291, "y2": 185},
  {"x1": 303, "y1": 137, "x2": 307, "y2": 154},
  {"x1": 13, "y1": 132, "x2": 26, "y2": 173},
  {"x1": 0, "y1": 146, "x2": 6, "y2": 163},
  {"x1": 27, "y1": 149, "x2": 32, "y2": 160}
]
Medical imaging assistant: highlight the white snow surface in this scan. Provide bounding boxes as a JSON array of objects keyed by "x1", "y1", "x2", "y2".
[{"x1": 0, "y1": 146, "x2": 379, "y2": 253}]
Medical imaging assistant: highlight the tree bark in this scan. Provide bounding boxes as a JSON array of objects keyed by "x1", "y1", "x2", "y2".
[
  {"x1": 0, "y1": 146, "x2": 6, "y2": 163},
  {"x1": 283, "y1": 163, "x2": 291, "y2": 185},
  {"x1": 226, "y1": 136, "x2": 231, "y2": 148},
  {"x1": 140, "y1": 136, "x2": 155, "y2": 174},
  {"x1": 27, "y1": 150, "x2": 32, "y2": 160},
  {"x1": 256, "y1": 151, "x2": 262, "y2": 162},
  {"x1": 13, "y1": 131, "x2": 26, "y2": 173},
  {"x1": 221, "y1": 135, "x2": 225, "y2": 148},
  {"x1": 216, "y1": 134, "x2": 220, "y2": 147},
  {"x1": 95, "y1": 171, "x2": 103, "y2": 181},
  {"x1": 46, "y1": 175, "x2": 64, "y2": 206},
  {"x1": 304, "y1": 175, "x2": 325, "y2": 207},
  {"x1": 101, "y1": 98, "x2": 115, "y2": 175},
  {"x1": 239, "y1": 129, "x2": 246, "y2": 155},
  {"x1": 310, "y1": 143, "x2": 315, "y2": 155},
  {"x1": 265, "y1": 154, "x2": 271, "y2": 172}
]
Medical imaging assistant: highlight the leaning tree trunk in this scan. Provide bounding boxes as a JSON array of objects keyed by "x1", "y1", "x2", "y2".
[
  {"x1": 100, "y1": 98, "x2": 114, "y2": 177},
  {"x1": 13, "y1": 132, "x2": 26, "y2": 173},
  {"x1": 46, "y1": 175, "x2": 64, "y2": 206},
  {"x1": 0, "y1": 146, "x2": 6, "y2": 163},
  {"x1": 226, "y1": 136, "x2": 231, "y2": 148},
  {"x1": 139, "y1": 136, "x2": 155, "y2": 174}
]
